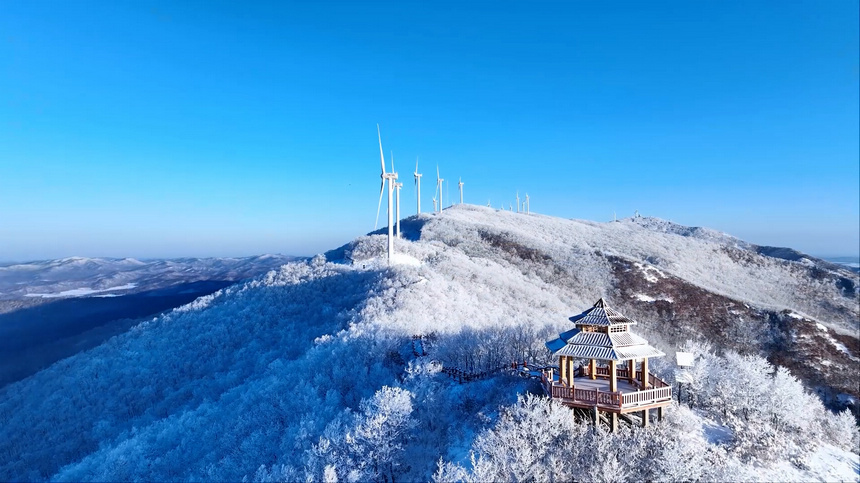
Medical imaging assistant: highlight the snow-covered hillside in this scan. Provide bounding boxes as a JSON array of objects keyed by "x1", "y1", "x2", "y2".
[{"x1": 0, "y1": 206, "x2": 856, "y2": 481}]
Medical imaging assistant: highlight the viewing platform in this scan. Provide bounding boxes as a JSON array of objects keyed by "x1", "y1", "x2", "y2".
[
  {"x1": 544, "y1": 298, "x2": 673, "y2": 431},
  {"x1": 540, "y1": 365, "x2": 672, "y2": 413}
]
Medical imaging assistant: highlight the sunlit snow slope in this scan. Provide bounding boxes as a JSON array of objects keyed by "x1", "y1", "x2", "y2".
[{"x1": 0, "y1": 206, "x2": 856, "y2": 481}]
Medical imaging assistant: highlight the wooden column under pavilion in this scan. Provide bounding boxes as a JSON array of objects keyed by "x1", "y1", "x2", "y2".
[{"x1": 543, "y1": 298, "x2": 673, "y2": 433}]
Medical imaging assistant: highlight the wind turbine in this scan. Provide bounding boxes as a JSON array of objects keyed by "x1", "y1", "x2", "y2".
[
  {"x1": 525, "y1": 193, "x2": 530, "y2": 214},
  {"x1": 432, "y1": 196, "x2": 438, "y2": 212},
  {"x1": 486, "y1": 199, "x2": 491, "y2": 207},
  {"x1": 458, "y1": 177, "x2": 464, "y2": 204},
  {"x1": 414, "y1": 158, "x2": 422, "y2": 214},
  {"x1": 374, "y1": 124, "x2": 397, "y2": 262},
  {"x1": 516, "y1": 191, "x2": 520, "y2": 213},
  {"x1": 435, "y1": 166, "x2": 444, "y2": 213},
  {"x1": 391, "y1": 152, "x2": 402, "y2": 238}
]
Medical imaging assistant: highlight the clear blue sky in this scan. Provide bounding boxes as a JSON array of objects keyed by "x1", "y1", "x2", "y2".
[{"x1": 1, "y1": 1, "x2": 858, "y2": 261}]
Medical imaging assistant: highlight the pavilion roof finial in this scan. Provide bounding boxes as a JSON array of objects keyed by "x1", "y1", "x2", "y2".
[{"x1": 569, "y1": 298, "x2": 632, "y2": 326}]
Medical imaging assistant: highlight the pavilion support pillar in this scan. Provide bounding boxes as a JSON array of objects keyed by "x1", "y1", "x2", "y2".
[
  {"x1": 569, "y1": 357, "x2": 575, "y2": 381},
  {"x1": 627, "y1": 359, "x2": 634, "y2": 383},
  {"x1": 641, "y1": 357, "x2": 649, "y2": 389},
  {"x1": 609, "y1": 412, "x2": 618, "y2": 433},
  {"x1": 589, "y1": 359, "x2": 596, "y2": 380},
  {"x1": 560, "y1": 356, "x2": 567, "y2": 385},
  {"x1": 609, "y1": 360, "x2": 617, "y2": 393},
  {"x1": 642, "y1": 408, "x2": 649, "y2": 428},
  {"x1": 657, "y1": 406, "x2": 664, "y2": 422},
  {"x1": 592, "y1": 406, "x2": 599, "y2": 427}
]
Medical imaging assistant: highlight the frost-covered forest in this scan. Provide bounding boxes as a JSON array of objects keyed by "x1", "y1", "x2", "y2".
[{"x1": 0, "y1": 206, "x2": 857, "y2": 481}]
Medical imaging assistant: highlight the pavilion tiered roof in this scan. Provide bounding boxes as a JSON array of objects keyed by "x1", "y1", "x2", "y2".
[{"x1": 545, "y1": 298, "x2": 665, "y2": 362}]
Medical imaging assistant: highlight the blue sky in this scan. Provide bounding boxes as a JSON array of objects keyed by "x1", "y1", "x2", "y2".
[{"x1": 1, "y1": 1, "x2": 858, "y2": 260}]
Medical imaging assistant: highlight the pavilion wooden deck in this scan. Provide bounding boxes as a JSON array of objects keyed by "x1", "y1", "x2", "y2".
[{"x1": 541, "y1": 367, "x2": 672, "y2": 414}]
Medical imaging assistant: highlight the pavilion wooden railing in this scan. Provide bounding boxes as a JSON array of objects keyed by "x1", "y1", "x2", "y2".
[
  {"x1": 621, "y1": 386, "x2": 672, "y2": 407},
  {"x1": 544, "y1": 368, "x2": 672, "y2": 409},
  {"x1": 649, "y1": 373, "x2": 669, "y2": 388}
]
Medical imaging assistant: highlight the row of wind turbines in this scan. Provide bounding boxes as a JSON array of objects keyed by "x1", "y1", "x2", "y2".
[
  {"x1": 492, "y1": 191, "x2": 531, "y2": 215},
  {"x1": 374, "y1": 125, "x2": 530, "y2": 263}
]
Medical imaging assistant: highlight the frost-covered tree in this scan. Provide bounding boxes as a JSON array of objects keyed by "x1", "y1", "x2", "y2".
[
  {"x1": 434, "y1": 395, "x2": 724, "y2": 483},
  {"x1": 352, "y1": 386, "x2": 416, "y2": 482},
  {"x1": 307, "y1": 386, "x2": 416, "y2": 483},
  {"x1": 820, "y1": 409, "x2": 860, "y2": 454}
]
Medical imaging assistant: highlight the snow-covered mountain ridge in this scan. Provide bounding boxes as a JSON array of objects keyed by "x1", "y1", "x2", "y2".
[
  {"x1": 405, "y1": 209, "x2": 857, "y2": 332},
  {"x1": 0, "y1": 254, "x2": 297, "y2": 303},
  {"x1": 0, "y1": 206, "x2": 856, "y2": 481}
]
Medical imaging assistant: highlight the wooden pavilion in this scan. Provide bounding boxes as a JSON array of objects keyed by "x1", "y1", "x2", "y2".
[{"x1": 543, "y1": 298, "x2": 672, "y2": 432}]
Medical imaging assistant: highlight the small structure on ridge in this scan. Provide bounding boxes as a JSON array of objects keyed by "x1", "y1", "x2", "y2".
[{"x1": 543, "y1": 298, "x2": 672, "y2": 432}]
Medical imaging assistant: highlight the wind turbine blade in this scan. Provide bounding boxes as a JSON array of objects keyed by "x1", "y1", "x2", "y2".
[
  {"x1": 415, "y1": 157, "x2": 419, "y2": 174},
  {"x1": 377, "y1": 124, "x2": 386, "y2": 174},
  {"x1": 374, "y1": 180, "x2": 385, "y2": 229},
  {"x1": 391, "y1": 151, "x2": 395, "y2": 173},
  {"x1": 437, "y1": 165, "x2": 440, "y2": 180}
]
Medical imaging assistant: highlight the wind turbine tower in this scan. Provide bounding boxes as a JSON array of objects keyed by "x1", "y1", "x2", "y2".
[
  {"x1": 374, "y1": 124, "x2": 398, "y2": 263},
  {"x1": 391, "y1": 152, "x2": 402, "y2": 238},
  {"x1": 516, "y1": 191, "x2": 520, "y2": 213},
  {"x1": 414, "y1": 158, "x2": 422, "y2": 214},
  {"x1": 525, "y1": 193, "x2": 530, "y2": 214},
  {"x1": 458, "y1": 177, "x2": 464, "y2": 204},
  {"x1": 395, "y1": 180, "x2": 402, "y2": 237},
  {"x1": 436, "y1": 166, "x2": 444, "y2": 213}
]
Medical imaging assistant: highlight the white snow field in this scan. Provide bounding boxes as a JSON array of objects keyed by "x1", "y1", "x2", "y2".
[{"x1": 0, "y1": 206, "x2": 856, "y2": 482}]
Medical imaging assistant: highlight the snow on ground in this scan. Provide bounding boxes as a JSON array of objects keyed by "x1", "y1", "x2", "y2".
[
  {"x1": 24, "y1": 283, "x2": 138, "y2": 298},
  {"x1": 698, "y1": 410, "x2": 733, "y2": 444},
  {"x1": 813, "y1": 323, "x2": 860, "y2": 362},
  {"x1": 390, "y1": 252, "x2": 422, "y2": 266},
  {"x1": 756, "y1": 445, "x2": 860, "y2": 483},
  {"x1": 634, "y1": 293, "x2": 673, "y2": 303},
  {"x1": 634, "y1": 262, "x2": 667, "y2": 283}
]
